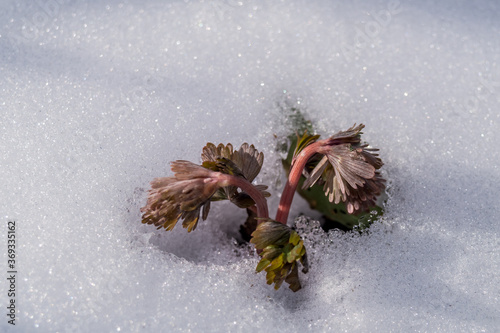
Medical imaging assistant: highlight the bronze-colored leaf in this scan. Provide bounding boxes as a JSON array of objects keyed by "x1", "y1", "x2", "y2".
[
  {"x1": 232, "y1": 143, "x2": 264, "y2": 182},
  {"x1": 300, "y1": 124, "x2": 386, "y2": 215},
  {"x1": 250, "y1": 220, "x2": 291, "y2": 249},
  {"x1": 140, "y1": 161, "x2": 222, "y2": 233},
  {"x1": 201, "y1": 142, "x2": 269, "y2": 210},
  {"x1": 285, "y1": 264, "x2": 301, "y2": 292}
]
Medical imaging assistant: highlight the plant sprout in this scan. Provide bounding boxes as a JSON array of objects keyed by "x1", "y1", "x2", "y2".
[{"x1": 141, "y1": 123, "x2": 385, "y2": 291}]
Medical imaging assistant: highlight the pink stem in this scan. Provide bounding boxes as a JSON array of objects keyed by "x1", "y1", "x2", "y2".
[
  {"x1": 275, "y1": 140, "x2": 327, "y2": 224},
  {"x1": 218, "y1": 174, "x2": 269, "y2": 219}
]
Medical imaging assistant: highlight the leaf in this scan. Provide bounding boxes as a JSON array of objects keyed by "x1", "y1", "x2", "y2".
[
  {"x1": 201, "y1": 201, "x2": 211, "y2": 220},
  {"x1": 261, "y1": 246, "x2": 282, "y2": 261},
  {"x1": 256, "y1": 258, "x2": 271, "y2": 273},
  {"x1": 202, "y1": 143, "x2": 264, "y2": 182},
  {"x1": 289, "y1": 230, "x2": 301, "y2": 246},
  {"x1": 141, "y1": 162, "x2": 221, "y2": 233},
  {"x1": 279, "y1": 110, "x2": 385, "y2": 230},
  {"x1": 288, "y1": 241, "x2": 304, "y2": 263},
  {"x1": 250, "y1": 221, "x2": 291, "y2": 249},
  {"x1": 232, "y1": 143, "x2": 264, "y2": 182},
  {"x1": 285, "y1": 264, "x2": 302, "y2": 292},
  {"x1": 293, "y1": 131, "x2": 321, "y2": 160},
  {"x1": 265, "y1": 270, "x2": 276, "y2": 285},
  {"x1": 268, "y1": 253, "x2": 284, "y2": 271},
  {"x1": 201, "y1": 142, "x2": 269, "y2": 211},
  {"x1": 251, "y1": 219, "x2": 308, "y2": 292}
]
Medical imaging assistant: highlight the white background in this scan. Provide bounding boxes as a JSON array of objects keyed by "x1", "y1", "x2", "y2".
[{"x1": 1, "y1": 0, "x2": 499, "y2": 332}]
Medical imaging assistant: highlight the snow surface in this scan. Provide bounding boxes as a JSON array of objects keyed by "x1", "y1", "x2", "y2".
[{"x1": 1, "y1": 0, "x2": 500, "y2": 332}]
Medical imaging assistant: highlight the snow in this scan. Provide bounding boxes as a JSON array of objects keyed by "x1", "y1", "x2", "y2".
[{"x1": 1, "y1": 0, "x2": 499, "y2": 332}]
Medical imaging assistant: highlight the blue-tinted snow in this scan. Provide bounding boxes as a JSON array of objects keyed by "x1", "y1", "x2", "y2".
[{"x1": 1, "y1": 0, "x2": 499, "y2": 332}]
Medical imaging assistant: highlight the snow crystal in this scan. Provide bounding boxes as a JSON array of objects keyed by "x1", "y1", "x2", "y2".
[{"x1": 1, "y1": 0, "x2": 499, "y2": 332}]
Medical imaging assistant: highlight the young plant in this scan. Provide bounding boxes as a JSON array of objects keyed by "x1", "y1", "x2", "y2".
[
  {"x1": 141, "y1": 124, "x2": 385, "y2": 291},
  {"x1": 276, "y1": 124, "x2": 385, "y2": 224}
]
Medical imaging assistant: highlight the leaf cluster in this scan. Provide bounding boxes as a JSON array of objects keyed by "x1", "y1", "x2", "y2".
[
  {"x1": 141, "y1": 105, "x2": 387, "y2": 293},
  {"x1": 202, "y1": 143, "x2": 270, "y2": 208},
  {"x1": 251, "y1": 220, "x2": 308, "y2": 291},
  {"x1": 141, "y1": 143, "x2": 268, "y2": 232},
  {"x1": 281, "y1": 113, "x2": 386, "y2": 230}
]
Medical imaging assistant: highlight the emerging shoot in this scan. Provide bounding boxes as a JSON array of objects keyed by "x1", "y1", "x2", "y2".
[{"x1": 141, "y1": 123, "x2": 385, "y2": 292}]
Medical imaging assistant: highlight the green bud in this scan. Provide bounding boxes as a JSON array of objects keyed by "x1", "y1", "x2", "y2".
[{"x1": 250, "y1": 219, "x2": 308, "y2": 292}]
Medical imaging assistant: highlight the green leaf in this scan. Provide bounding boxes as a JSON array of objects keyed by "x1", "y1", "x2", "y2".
[
  {"x1": 293, "y1": 131, "x2": 321, "y2": 159},
  {"x1": 250, "y1": 219, "x2": 308, "y2": 292},
  {"x1": 261, "y1": 246, "x2": 282, "y2": 261},
  {"x1": 285, "y1": 264, "x2": 301, "y2": 292},
  {"x1": 289, "y1": 230, "x2": 301, "y2": 246},
  {"x1": 250, "y1": 221, "x2": 291, "y2": 249},
  {"x1": 268, "y1": 253, "x2": 284, "y2": 271},
  {"x1": 288, "y1": 241, "x2": 304, "y2": 263},
  {"x1": 256, "y1": 258, "x2": 271, "y2": 273}
]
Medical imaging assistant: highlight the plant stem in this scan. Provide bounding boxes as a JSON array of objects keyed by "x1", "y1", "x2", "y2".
[
  {"x1": 275, "y1": 140, "x2": 326, "y2": 224},
  {"x1": 219, "y1": 174, "x2": 269, "y2": 219}
]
